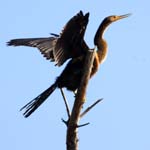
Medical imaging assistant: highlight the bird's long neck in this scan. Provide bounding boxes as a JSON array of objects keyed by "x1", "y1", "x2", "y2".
[
  {"x1": 94, "y1": 20, "x2": 111, "y2": 64},
  {"x1": 96, "y1": 39, "x2": 107, "y2": 64}
]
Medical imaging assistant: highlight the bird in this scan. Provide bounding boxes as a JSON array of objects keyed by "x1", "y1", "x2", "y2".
[{"x1": 7, "y1": 11, "x2": 130, "y2": 117}]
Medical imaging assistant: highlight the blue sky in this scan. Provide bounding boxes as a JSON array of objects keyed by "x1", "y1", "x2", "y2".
[{"x1": 1, "y1": 1, "x2": 150, "y2": 150}]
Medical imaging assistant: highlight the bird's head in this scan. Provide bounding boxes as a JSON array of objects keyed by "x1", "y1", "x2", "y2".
[{"x1": 103, "y1": 14, "x2": 131, "y2": 25}]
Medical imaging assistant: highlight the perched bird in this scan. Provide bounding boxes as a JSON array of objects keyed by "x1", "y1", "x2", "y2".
[{"x1": 7, "y1": 11, "x2": 130, "y2": 117}]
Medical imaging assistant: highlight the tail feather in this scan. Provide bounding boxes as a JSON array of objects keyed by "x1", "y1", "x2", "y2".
[{"x1": 20, "y1": 83, "x2": 57, "y2": 118}]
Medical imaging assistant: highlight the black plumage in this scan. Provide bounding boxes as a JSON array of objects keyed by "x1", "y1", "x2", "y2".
[{"x1": 7, "y1": 11, "x2": 130, "y2": 117}]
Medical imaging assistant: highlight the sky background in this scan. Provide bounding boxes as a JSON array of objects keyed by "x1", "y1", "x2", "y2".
[{"x1": 1, "y1": 1, "x2": 150, "y2": 150}]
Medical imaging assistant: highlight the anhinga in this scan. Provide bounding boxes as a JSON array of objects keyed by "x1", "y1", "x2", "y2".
[{"x1": 7, "y1": 11, "x2": 130, "y2": 117}]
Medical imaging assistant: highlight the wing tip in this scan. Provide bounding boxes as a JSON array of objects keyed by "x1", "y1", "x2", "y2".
[{"x1": 6, "y1": 40, "x2": 13, "y2": 46}]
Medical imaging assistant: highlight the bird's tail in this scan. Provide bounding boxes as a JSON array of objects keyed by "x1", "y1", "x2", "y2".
[{"x1": 20, "y1": 83, "x2": 57, "y2": 118}]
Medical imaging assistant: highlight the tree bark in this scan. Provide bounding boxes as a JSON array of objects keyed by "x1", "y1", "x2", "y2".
[{"x1": 66, "y1": 49, "x2": 95, "y2": 150}]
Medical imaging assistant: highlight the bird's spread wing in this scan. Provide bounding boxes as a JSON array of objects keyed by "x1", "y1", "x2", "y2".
[
  {"x1": 7, "y1": 11, "x2": 89, "y2": 66},
  {"x1": 54, "y1": 11, "x2": 89, "y2": 66},
  {"x1": 7, "y1": 37, "x2": 57, "y2": 62}
]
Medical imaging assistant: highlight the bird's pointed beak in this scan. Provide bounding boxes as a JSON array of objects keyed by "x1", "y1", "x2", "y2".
[{"x1": 118, "y1": 13, "x2": 131, "y2": 20}]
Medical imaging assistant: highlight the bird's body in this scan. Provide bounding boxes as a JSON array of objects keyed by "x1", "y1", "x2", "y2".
[{"x1": 7, "y1": 11, "x2": 130, "y2": 117}]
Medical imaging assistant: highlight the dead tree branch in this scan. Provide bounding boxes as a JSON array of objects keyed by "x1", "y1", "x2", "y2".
[
  {"x1": 60, "y1": 88, "x2": 71, "y2": 118},
  {"x1": 66, "y1": 49, "x2": 96, "y2": 150},
  {"x1": 80, "y1": 98, "x2": 103, "y2": 118}
]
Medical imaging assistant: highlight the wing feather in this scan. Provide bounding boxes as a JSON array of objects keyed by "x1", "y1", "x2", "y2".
[
  {"x1": 7, "y1": 11, "x2": 89, "y2": 66},
  {"x1": 54, "y1": 11, "x2": 89, "y2": 66},
  {"x1": 7, "y1": 37, "x2": 57, "y2": 62}
]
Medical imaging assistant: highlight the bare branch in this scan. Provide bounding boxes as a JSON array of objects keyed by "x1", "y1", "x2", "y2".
[
  {"x1": 61, "y1": 118, "x2": 69, "y2": 127},
  {"x1": 60, "y1": 88, "x2": 71, "y2": 118},
  {"x1": 80, "y1": 98, "x2": 103, "y2": 118},
  {"x1": 66, "y1": 49, "x2": 96, "y2": 150},
  {"x1": 77, "y1": 122, "x2": 90, "y2": 128}
]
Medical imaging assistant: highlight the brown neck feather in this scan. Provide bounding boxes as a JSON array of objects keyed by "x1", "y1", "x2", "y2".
[
  {"x1": 96, "y1": 39, "x2": 107, "y2": 64},
  {"x1": 94, "y1": 19, "x2": 111, "y2": 63}
]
